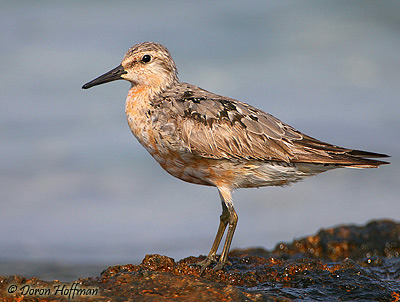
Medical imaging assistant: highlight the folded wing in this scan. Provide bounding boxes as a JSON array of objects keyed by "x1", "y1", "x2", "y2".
[{"x1": 160, "y1": 83, "x2": 389, "y2": 168}]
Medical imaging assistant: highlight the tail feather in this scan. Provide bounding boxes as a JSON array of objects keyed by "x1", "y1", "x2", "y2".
[
  {"x1": 343, "y1": 150, "x2": 389, "y2": 168},
  {"x1": 294, "y1": 134, "x2": 390, "y2": 167},
  {"x1": 346, "y1": 149, "x2": 390, "y2": 168},
  {"x1": 348, "y1": 149, "x2": 390, "y2": 159}
]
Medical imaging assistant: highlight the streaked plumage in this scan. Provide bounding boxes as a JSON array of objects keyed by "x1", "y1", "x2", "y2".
[{"x1": 82, "y1": 42, "x2": 389, "y2": 274}]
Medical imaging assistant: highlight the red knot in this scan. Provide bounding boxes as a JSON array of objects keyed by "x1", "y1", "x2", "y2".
[{"x1": 82, "y1": 42, "x2": 389, "y2": 274}]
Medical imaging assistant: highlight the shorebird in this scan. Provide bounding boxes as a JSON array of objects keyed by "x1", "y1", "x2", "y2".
[{"x1": 82, "y1": 42, "x2": 389, "y2": 274}]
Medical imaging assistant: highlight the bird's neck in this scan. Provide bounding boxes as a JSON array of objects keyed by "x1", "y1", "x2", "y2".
[
  {"x1": 125, "y1": 77, "x2": 177, "y2": 108},
  {"x1": 125, "y1": 84, "x2": 154, "y2": 117},
  {"x1": 124, "y1": 80, "x2": 177, "y2": 130}
]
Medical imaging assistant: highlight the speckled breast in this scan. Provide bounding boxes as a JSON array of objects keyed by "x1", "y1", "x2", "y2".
[{"x1": 125, "y1": 91, "x2": 218, "y2": 187}]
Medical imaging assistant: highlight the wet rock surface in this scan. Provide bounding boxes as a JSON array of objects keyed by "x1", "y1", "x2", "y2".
[{"x1": 1, "y1": 219, "x2": 399, "y2": 301}]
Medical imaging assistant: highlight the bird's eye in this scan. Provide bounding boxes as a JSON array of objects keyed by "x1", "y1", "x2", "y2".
[{"x1": 141, "y1": 54, "x2": 151, "y2": 63}]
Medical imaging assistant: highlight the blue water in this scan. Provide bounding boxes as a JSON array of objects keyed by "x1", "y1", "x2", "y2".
[{"x1": 0, "y1": 1, "x2": 399, "y2": 280}]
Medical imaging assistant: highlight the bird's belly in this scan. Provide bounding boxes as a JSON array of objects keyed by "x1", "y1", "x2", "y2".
[
  {"x1": 155, "y1": 157, "x2": 314, "y2": 189},
  {"x1": 141, "y1": 136, "x2": 220, "y2": 186},
  {"x1": 133, "y1": 127, "x2": 316, "y2": 188}
]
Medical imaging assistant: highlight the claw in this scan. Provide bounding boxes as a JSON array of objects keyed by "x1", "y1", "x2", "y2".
[
  {"x1": 212, "y1": 259, "x2": 231, "y2": 272},
  {"x1": 199, "y1": 262, "x2": 211, "y2": 275},
  {"x1": 212, "y1": 261, "x2": 225, "y2": 272},
  {"x1": 192, "y1": 256, "x2": 216, "y2": 275}
]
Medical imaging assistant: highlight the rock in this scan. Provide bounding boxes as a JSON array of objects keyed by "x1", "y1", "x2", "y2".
[{"x1": 1, "y1": 219, "x2": 399, "y2": 301}]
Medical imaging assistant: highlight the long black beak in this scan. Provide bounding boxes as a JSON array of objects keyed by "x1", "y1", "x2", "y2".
[{"x1": 82, "y1": 64, "x2": 127, "y2": 89}]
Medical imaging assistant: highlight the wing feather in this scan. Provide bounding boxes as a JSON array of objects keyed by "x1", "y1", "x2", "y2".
[{"x1": 158, "y1": 83, "x2": 389, "y2": 167}]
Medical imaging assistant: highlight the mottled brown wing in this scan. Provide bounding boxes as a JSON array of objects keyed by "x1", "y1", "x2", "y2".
[
  {"x1": 159, "y1": 83, "x2": 388, "y2": 167},
  {"x1": 158, "y1": 83, "x2": 302, "y2": 162},
  {"x1": 182, "y1": 102, "x2": 303, "y2": 162}
]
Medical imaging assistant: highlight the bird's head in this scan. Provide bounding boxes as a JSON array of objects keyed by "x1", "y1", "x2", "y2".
[{"x1": 82, "y1": 42, "x2": 178, "y2": 92}]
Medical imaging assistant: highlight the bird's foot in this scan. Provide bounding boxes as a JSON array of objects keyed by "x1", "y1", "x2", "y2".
[
  {"x1": 212, "y1": 258, "x2": 232, "y2": 272},
  {"x1": 193, "y1": 256, "x2": 216, "y2": 275},
  {"x1": 193, "y1": 256, "x2": 231, "y2": 275}
]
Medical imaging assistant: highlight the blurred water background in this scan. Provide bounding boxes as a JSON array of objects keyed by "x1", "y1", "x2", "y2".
[{"x1": 0, "y1": 1, "x2": 399, "y2": 281}]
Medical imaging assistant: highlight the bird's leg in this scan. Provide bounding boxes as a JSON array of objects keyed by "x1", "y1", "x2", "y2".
[
  {"x1": 213, "y1": 200, "x2": 237, "y2": 271},
  {"x1": 207, "y1": 201, "x2": 230, "y2": 261},
  {"x1": 197, "y1": 187, "x2": 235, "y2": 275},
  {"x1": 197, "y1": 200, "x2": 229, "y2": 274}
]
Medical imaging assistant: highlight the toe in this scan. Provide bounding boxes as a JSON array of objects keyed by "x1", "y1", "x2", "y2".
[
  {"x1": 212, "y1": 261, "x2": 225, "y2": 272},
  {"x1": 192, "y1": 256, "x2": 216, "y2": 275},
  {"x1": 198, "y1": 258, "x2": 213, "y2": 275}
]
